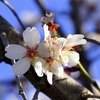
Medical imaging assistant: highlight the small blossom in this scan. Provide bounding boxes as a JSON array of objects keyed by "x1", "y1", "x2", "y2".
[
  {"x1": 5, "y1": 27, "x2": 43, "y2": 76},
  {"x1": 47, "y1": 22, "x2": 59, "y2": 36},
  {"x1": 44, "y1": 34, "x2": 87, "y2": 66},
  {"x1": 59, "y1": 34, "x2": 87, "y2": 66},
  {"x1": 41, "y1": 12, "x2": 54, "y2": 24},
  {"x1": 41, "y1": 12, "x2": 59, "y2": 36}
]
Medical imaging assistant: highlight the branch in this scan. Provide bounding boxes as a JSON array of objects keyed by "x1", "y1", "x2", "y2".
[
  {"x1": 0, "y1": 15, "x2": 99, "y2": 100},
  {"x1": 0, "y1": 15, "x2": 24, "y2": 45},
  {"x1": 85, "y1": 37, "x2": 100, "y2": 46},
  {"x1": 0, "y1": 0, "x2": 25, "y2": 30},
  {"x1": 32, "y1": 89, "x2": 40, "y2": 100},
  {"x1": 15, "y1": 75, "x2": 28, "y2": 100}
]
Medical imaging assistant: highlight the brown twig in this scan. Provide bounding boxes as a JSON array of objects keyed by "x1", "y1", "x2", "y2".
[
  {"x1": 34, "y1": 0, "x2": 47, "y2": 15},
  {"x1": 15, "y1": 75, "x2": 28, "y2": 100},
  {"x1": 85, "y1": 37, "x2": 100, "y2": 46},
  {"x1": 32, "y1": 89, "x2": 40, "y2": 100},
  {"x1": 0, "y1": 0, "x2": 25, "y2": 30}
]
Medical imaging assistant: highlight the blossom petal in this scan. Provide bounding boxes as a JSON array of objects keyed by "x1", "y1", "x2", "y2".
[
  {"x1": 67, "y1": 51, "x2": 79, "y2": 65},
  {"x1": 51, "y1": 60, "x2": 63, "y2": 77},
  {"x1": 45, "y1": 71, "x2": 53, "y2": 85},
  {"x1": 43, "y1": 24, "x2": 50, "y2": 40},
  {"x1": 51, "y1": 37, "x2": 66, "y2": 58},
  {"x1": 12, "y1": 58, "x2": 30, "y2": 75},
  {"x1": 34, "y1": 58, "x2": 46, "y2": 77},
  {"x1": 52, "y1": 37, "x2": 66, "y2": 50},
  {"x1": 23, "y1": 27, "x2": 40, "y2": 47},
  {"x1": 60, "y1": 51, "x2": 69, "y2": 66},
  {"x1": 37, "y1": 41, "x2": 52, "y2": 58},
  {"x1": 56, "y1": 37, "x2": 66, "y2": 45},
  {"x1": 66, "y1": 34, "x2": 87, "y2": 46},
  {"x1": 5, "y1": 44, "x2": 26, "y2": 60}
]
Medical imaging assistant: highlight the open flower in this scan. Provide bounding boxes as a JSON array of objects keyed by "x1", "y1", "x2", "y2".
[
  {"x1": 42, "y1": 34, "x2": 87, "y2": 67},
  {"x1": 5, "y1": 27, "x2": 43, "y2": 76},
  {"x1": 59, "y1": 34, "x2": 87, "y2": 66}
]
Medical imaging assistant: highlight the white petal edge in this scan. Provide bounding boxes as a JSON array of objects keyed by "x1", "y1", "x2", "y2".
[
  {"x1": 37, "y1": 41, "x2": 52, "y2": 58},
  {"x1": 51, "y1": 60, "x2": 64, "y2": 77},
  {"x1": 51, "y1": 37, "x2": 66, "y2": 58},
  {"x1": 5, "y1": 44, "x2": 26, "y2": 60},
  {"x1": 45, "y1": 71, "x2": 53, "y2": 85},
  {"x1": 66, "y1": 34, "x2": 87, "y2": 46},
  {"x1": 12, "y1": 58, "x2": 30, "y2": 75},
  {"x1": 60, "y1": 52, "x2": 69, "y2": 66},
  {"x1": 34, "y1": 58, "x2": 46, "y2": 77},
  {"x1": 23, "y1": 27, "x2": 40, "y2": 47},
  {"x1": 43, "y1": 24, "x2": 50, "y2": 40},
  {"x1": 67, "y1": 51, "x2": 80, "y2": 65}
]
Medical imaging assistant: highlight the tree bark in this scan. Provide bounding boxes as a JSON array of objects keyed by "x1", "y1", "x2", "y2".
[{"x1": 0, "y1": 15, "x2": 99, "y2": 100}]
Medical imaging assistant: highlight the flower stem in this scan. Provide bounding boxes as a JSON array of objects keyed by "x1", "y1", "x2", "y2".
[
  {"x1": 85, "y1": 37, "x2": 100, "y2": 46},
  {"x1": 78, "y1": 62, "x2": 100, "y2": 91}
]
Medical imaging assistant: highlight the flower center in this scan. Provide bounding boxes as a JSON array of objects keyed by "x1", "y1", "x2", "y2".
[
  {"x1": 71, "y1": 46, "x2": 79, "y2": 51},
  {"x1": 46, "y1": 57, "x2": 54, "y2": 63},
  {"x1": 62, "y1": 46, "x2": 67, "y2": 51},
  {"x1": 26, "y1": 47, "x2": 38, "y2": 59}
]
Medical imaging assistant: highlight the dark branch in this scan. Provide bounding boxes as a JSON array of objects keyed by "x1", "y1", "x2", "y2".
[
  {"x1": 0, "y1": 0, "x2": 25, "y2": 30},
  {"x1": 15, "y1": 75, "x2": 28, "y2": 100},
  {"x1": 32, "y1": 89, "x2": 40, "y2": 100},
  {"x1": 0, "y1": 15, "x2": 24, "y2": 45},
  {"x1": 85, "y1": 37, "x2": 100, "y2": 46}
]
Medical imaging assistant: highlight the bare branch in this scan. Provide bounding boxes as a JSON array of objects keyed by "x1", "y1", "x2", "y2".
[
  {"x1": 34, "y1": 0, "x2": 47, "y2": 15},
  {"x1": 32, "y1": 89, "x2": 40, "y2": 100},
  {"x1": 15, "y1": 75, "x2": 28, "y2": 100},
  {"x1": 0, "y1": 0, "x2": 25, "y2": 30},
  {"x1": 85, "y1": 37, "x2": 100, "y2": 46}
]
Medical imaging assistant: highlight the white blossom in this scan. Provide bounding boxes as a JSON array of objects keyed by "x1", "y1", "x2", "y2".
[
  {"x1": 5, "y1": 27, "x2": 42, "y2": 76},
  {"x1": 59, "y1": 34, "x2": 87, "y2": 66}
]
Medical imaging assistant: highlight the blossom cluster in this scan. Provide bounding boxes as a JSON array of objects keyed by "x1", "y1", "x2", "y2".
[{"x1": 5, "y1": 24, "x2": 86, "y2": 85}]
